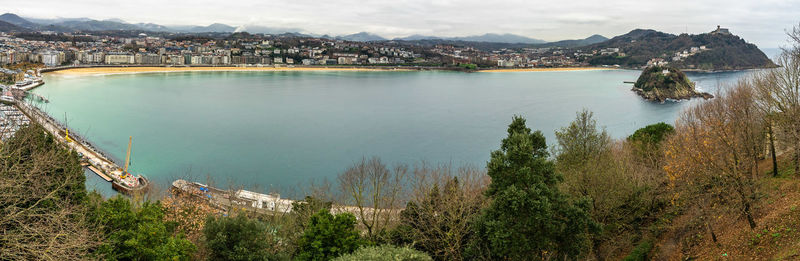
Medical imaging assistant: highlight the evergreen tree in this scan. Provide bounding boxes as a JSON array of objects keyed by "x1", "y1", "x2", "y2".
[
  {"x1": 296, "y1": 209, "x2": 364, "y2": 260},
  {"x1": 92, "y1": 196, "x2": 196, "y2": 260},
  {"x1": 204, "y1": 214, "x2": 277, "y2": 261},
  {"x1": 467, "y1": 116, "x2": 597, "y2": 260}
]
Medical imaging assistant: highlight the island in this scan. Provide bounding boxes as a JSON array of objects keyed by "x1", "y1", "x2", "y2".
[{"x1": 631, "y1": 66, "x2": 713, "y2": 102}]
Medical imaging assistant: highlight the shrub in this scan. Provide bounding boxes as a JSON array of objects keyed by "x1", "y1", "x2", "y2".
[
  {"x1": 333, "y1": 245, "x2": 432, "y2": 261},
  {"x1": 204, "y1": 213, "x2": 281, "y2": 261},
  {"x1": 92, "y1": 196, "x2": 196, "y2": 260},
  {"x1": 622, "y1": 240, "x2": 653, "y2": 261},
  {"x1": 295, "y1": 209, "x2": 364, "y2": 260}
]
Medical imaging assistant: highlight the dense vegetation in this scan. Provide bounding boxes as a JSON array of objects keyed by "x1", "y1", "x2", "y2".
[
  {"x1": 632, "y1": 66, "x2": 711, "y2": 101},
  {"x1": 634, "y1": 66, "x2": 693, "y2": 92},
  {"x1": 2, "y1": 24, "x2": 800, "y2": 260},
  {"x1": 585, "y1": 29, "x2": 775, "y2": 70}
]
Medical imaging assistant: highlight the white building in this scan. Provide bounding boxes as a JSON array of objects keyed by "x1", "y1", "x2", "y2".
[{"x1": 41, "y1": 52, "x2": 61, "y2": 67}]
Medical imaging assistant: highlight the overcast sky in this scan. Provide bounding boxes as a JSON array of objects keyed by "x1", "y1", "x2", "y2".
[{"x1": 5, "y1": 0, "x2": 800, "y2": 48}]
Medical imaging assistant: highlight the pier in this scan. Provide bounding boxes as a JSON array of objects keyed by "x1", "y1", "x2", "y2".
[
  {"x1": 15, "y1": 98, "x2": 148, "y2": 194},
  {"x1": 27, "y1": 92, "x2": 48, "y2": 103},
  {"x1": 172, "y1": 179, "x2": 398, "y2": 221},
  {"x1": 87, "y1": 165, "x2": 112, "y2": 182}
]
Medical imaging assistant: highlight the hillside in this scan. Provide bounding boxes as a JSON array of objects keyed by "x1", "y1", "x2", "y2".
[
  {"x1": 0, "y1": 13, "x2": 38, "y2": 29},
  {"x1": 535, "y1": 34, "x2": 608, "y2": 48},
  {"x1": 0, "y1": 20, "x2": 28, "y2": 32},
  {"x1": 584, "y1": 28, "x2": 774, "y2": 70},
  {"x1": 336, "y1": 32, "x2": 387, "y2": 42},
  {"x1": 394, "y1": 33, "x2": 545, "y2": 44}
]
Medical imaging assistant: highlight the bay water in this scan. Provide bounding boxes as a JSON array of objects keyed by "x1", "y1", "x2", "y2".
[{"x1": 33, "y1": 69, "x2": 752, "y2": 196}]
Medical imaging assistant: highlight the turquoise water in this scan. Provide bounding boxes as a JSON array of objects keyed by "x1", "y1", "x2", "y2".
[{"x1": 34, "y1": 69, "x2": 752, "y2": 196}]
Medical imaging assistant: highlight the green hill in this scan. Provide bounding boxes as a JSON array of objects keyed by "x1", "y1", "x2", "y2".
[
  {"x1": 585, "y1": 28, "x2": 774, "y2": 70},
  {"x1": 632, "y1": 66, "x2": 712, "y2": 102}
]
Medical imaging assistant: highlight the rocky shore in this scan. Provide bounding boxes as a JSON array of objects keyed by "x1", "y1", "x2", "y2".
[{"x1": 632, "y1": 66, "x2": 713, "y2": 102}]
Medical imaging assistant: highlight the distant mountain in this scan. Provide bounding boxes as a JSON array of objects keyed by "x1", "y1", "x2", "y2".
[
  {"x1": 394, "y1": 33, "x2": 545, "y2": 44},
  {"x1": 234, "y1": 25, "x2": 302, "y2": 34},
  {"x1": 167, "y1": 23, "x2": 236, "y2": 33},
  {"x1": 451, "y1": 33, "x2": 545, "y2": 44},
  {"x1": 336, "y1": 32, "x2": 387, "y2": 42},
  {"x1": 135, "y1": 23, "x2": 171, "y2": 32},
  {"x1": 0, "y1": 13, "x2": 39, "y2": 29},
  {"x1": 584, "y1": 28, "x2": 774, "y2": 70},
  {"x1": 538, "y1": 34, "x2": 608, "y2": 47},
  {"x1": 6, "y1": 12, "x2": 237, "y2": 33},
  {"x1": 394, "y1": 34, "x2": 441, "y2": 41},
  {"x1": 0, "y1": 20, "x2": 28, "y2": 32},
  {"x1": 55, "y1": 19, "x2": 142, "y2": 31},
  {"x1": 191, "y1": 23, "x2": 236, "y2": 33},
  {"x1": 24, "y1": 17, "x2": 93, "y2": 25},
  {"x1": 103, "y1": 18, "x2": 126, "y2": 23}
]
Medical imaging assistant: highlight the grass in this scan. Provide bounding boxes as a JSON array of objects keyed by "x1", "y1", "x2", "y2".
[{"x1": 622, "y1": 240, "x2": 654, "y2": 261}]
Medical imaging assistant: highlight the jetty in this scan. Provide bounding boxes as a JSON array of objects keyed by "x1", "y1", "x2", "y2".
[
  {"x1": 172, "y1": 179, "x2": 398, "y2": 220},
  {"x1": 16, "y1": 94, "x2": 148, "y2": 194},
  {"x1": 87, "y1": 165, "x2": 112, "y2": 182}
]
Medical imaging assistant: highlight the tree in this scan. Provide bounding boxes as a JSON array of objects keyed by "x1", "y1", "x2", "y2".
[
  {"x1": 391, "y1": 165, "x2": 488, "y2": 261},
  {"x1": 292, "y1": 196, "x2": 333, "y2": 230},
  {"x1": 555, "y1": 111, "x2": 656, "y2": 259},
  {"x1": 337, "y1": 157, "x2": 406, "y2": 240},
  {"x1": 627, "y1": 122, "x2": 675, "y2": 172},
  {"x1": 628, "y1": 122, "x2": 675, "y2": 147},
  {"x1": 467, "y1": 116, "x2": 597, "y2": 260},
  {"x1": 554, "y1": 109, "x2": 614, "y2": 199},
  {"x1": 296, "y1": 209, "x2": 364, "y2": 261},
  {"x1": 92, "y1": 196, "x2": 196, "y2": 260},
  {"x1": 204, "y1": 213, "x2": 281, "y2": 261},
  {"x1": 754, "y1": 24, "x2": 800, "y2": 175},
  {"x1": 665, "y1": 80, "x2": 765, "y2": 231},
  {"x1": 0, "y1": 125, "x2": 100, "y2": 260}
]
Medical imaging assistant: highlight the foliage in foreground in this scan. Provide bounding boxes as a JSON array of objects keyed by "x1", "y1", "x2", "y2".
[
  {"x1": 554, "y1": 111, "x2": 668, "y2": 258},
  {"x1": 467, "y1": 116, "x2": 598, "y2": 260},
  {"x1": 91, "y1": 196, "x2": 196, "y2": 260},
  {"x1": 296, "y1": 209, "x2": 365, "y2": 260},
  {"x1": 0, "y1": 125, "x2": 97, "y2": 260},
  {"x1": 204, "y1": 213, "x2": 285, "y2": 261},
  {"x1": 333, "y1": 245, "x2": 432, "y2": 261}
]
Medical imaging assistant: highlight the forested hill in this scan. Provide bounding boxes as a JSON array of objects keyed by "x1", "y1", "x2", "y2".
[{"x1": 584, "y1": 29, "x2": 775, "y2": 70}]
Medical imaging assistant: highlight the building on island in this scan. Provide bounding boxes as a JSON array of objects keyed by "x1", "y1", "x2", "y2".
[{"x1": 712, "y1": 25, "x2": 731, "y2": 35}]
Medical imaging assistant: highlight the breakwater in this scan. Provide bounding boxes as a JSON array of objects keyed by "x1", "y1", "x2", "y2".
[{"x1": 16, "y1": 89, "x2": 148, "y2": 194}]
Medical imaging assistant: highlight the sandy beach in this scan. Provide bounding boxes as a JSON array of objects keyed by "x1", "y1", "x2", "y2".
[
  {"x1": 479, "y1": 67, "x2": 616, "y2": 72},
  {"x1": 47, "y1": 66, "x2": 613, "y2": 75}
]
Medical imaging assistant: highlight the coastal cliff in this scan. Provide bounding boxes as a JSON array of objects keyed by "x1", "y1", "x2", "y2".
[{"x1": 632, "y1": 66, "x2": 713, "y2": 102}]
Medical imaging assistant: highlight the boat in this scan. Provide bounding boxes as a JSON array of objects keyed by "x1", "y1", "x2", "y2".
[
  {"x1": 15, "y1": 80, "x2": 31, "y2": 88},
  {"x1": 111, "y1": 136, "x2": 150, "y2": 194}
]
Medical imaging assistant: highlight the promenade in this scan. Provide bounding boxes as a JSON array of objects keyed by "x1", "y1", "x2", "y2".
[{"x1": 16, "y1": 99, "x2": 144, "y2": 192}]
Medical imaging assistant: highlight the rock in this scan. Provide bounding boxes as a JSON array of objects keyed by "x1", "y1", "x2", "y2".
[{"x1": 631, "y1": 65, "x2": 713, "y2": 102}]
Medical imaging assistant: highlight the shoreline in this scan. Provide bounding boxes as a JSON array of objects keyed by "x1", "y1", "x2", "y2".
[
  {"x1": 46, "y1": 66, "x2": 413, "y2": 76},
  {"x1": 44, "y1": 65, "x2": 615, "y2": 76},
  {"x1": 479, "y1": 67, "x2": 616, "y2": 72}
]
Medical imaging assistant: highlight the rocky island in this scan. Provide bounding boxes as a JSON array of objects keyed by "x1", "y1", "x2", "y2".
[{"x1": 632, "y1": 66, "x2": 713, "y2": 102}]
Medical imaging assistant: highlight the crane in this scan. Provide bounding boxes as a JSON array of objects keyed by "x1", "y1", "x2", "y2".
[{"x1": 123, "y1": 136, "x2": 132, "y2": 178}]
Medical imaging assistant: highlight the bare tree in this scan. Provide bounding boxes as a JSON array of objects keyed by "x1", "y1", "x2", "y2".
[
  {"x1": 394, "y1": 163, "x2": 488, "y2": 261},
  {"x1": 0, "y1": 125, "x2": 101, "y2": 260},
  {"x1": 665, "y1": 80, "x2": 765, "y2": 231},
  {"x1": 755, "y1": 24, "x2": 800, "y2": 175},
  {"x1": 337, "y1": 157, "x2": 407, "y2": 239}
]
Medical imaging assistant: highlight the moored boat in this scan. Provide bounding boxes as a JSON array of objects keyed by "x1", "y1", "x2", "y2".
[{"x1": 110, "y1": 136, "x2": 150, "y2": 195}]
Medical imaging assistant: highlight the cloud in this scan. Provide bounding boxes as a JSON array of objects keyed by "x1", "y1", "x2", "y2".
[
  {"x1": 555, "y1": 13, "x2": 613, "y2": 24},
  {"x1": 8, "y1": 0, "x2": 799, "y2": 47}
]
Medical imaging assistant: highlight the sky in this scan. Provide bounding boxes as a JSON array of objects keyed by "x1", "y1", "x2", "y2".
[{"x1": 4, "y1": 0, "x2": 800, "y2": 48}]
